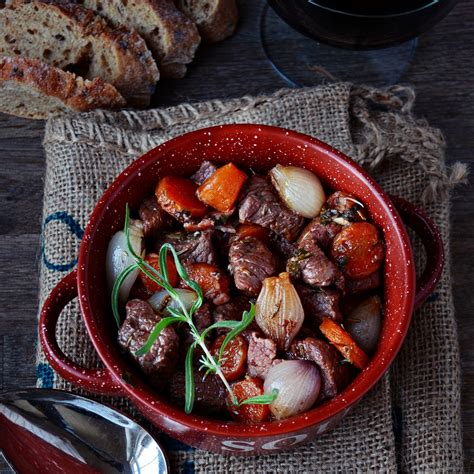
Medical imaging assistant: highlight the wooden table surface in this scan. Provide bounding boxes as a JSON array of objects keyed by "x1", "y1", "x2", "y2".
[{"x1": 0, "y1": 0, "x2": 473, "y2": 469}]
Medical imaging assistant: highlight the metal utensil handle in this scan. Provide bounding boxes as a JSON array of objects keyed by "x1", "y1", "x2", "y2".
[
  {"x1": 391, "y1": 195, "x2": 445, "y2": 310},
  {"x1": 39, "y1": 269, "x2": 123, "y2": 395}
]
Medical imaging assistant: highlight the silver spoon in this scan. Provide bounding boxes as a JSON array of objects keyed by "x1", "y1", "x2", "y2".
[{"x1": 0, "y1": 389, "x2": 169, "y2": 473}]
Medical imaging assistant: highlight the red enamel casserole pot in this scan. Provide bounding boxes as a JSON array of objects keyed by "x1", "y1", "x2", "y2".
[{"x1": 39, "y1": 124, "x2": 444, "y2": 455}]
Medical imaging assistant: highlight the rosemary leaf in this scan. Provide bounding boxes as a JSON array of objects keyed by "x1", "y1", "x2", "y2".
[
  {"x1": 199, "y1": 320, "x2": 241, "y2": 340},
  {"x1": 111, "y1": 263, "x2": 139, "y2": 327},
  {"x1": 238, "y1": 389, "x2": 279, "y2": 407},
  {"x1": 159, "y1": 242, "x2": 170, "y2": 283},
  {"x1": 135, "y1": 316, "x2": 185, "y2": 356},
  {"x1": 198, "y1": 354, "x2": 217, "y2": 376},
  {"x1": 124, "y1": 204, "x2": 141, "y2": 261},
  {"x1": 167, "y1": 306, "x2": 185, "y2": 319},
  {"x1": 184, "y1": 342, "x2": 196, "y2": 414},
  {"x1": 219, "y1": 303, "x2": 256, "y2": 361}
]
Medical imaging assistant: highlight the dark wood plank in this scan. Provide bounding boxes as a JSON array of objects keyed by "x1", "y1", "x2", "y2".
[{"x1": 0, "y1": 0, "x2": 472, "y2": 468}]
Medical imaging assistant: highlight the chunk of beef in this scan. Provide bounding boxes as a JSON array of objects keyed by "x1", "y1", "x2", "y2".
[
  {"x1": 346, "y1": 271, "x2": 381, "y2": 295},
  {"x1": 168, "y1": 371, "x2": 227, "y2": 413},
  {"x1": 321, "y1": 191, "x2": 367, "y2": 226},
  {"x1": 247, "y1": 332, "x2": 278, "y2": 379},
  {"x1": 239, "y1": 176, "x2": 305, "y2": 242},
  {"x1": 289, "y1": 338, "x2": 352, "y2": 400},
  {"x1": 183, "y1": 211, "x2": 236, "y2": 233},
  {"x1": 158, "y1": 230, "x2": 217, "y2": 265},
  {"x1": 191, "y1": 161, "x2": 218, "y2": 185},
  {"x1": 268, "y1": 231, "x2": 297, "y2": 260},
  {"x1": 295, "y1": 284, "x2": 342, "y2": 325},
  {"x1": 298, "y1": 217, "x2": 342, "y2": 250},
  {"x1": 287, "y1": 232, "x2": 340, "y2": 287},
  {"x1": 139, "y1": 196, "x2": 173, "y2": 239},
  {"x1": 117, "y1": 299, "x2": 178, "y2": 376},
  {"x1": 229, "y1": 236, "x2": 278, "y2": 297},
  {"x1": 212, "y1": 296, "x2": 259, "y2": 334}
]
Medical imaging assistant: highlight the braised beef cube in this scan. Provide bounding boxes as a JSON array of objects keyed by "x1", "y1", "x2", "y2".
[
  {"x1": 288, "y1": 338, "x2": 352, "y2": 400},
  {"x1": 321, "y1": 191, "x2": 367, "y2": 226},
  {"x1": 183, "y1": 210, "x2": 236, "y2": 233},
  {"x1": 191, "y1": 161, "x2": 218, "y2": 185},
  {"x1": 295, "y1": 284, "x2": 342, "y2": 325},
  {"x1": 168, "y1": 371, "x2": 227, "y2": 413},
  {"x1": 158, "y1": 230, "x2": 217, "y2": 265},
  {"x1": 229, "y1": 236, "x2": 278, "y2": 297},
  {"x1": 268, "y1": 231, "x2": 297, "y2": 260},
  {"x1": 287, "y1": 232, "x2": 340, "y2": 287},
  {"x1": 298, "y1": 217, "x2": 342, "y2": 250},
  {"x1": 139, "y1": 196, "x2": 174, "y2": 239},
  {"x1": 239, "y1": 176, "x2": 305, "y2": 242},
  {"x1": 247, "y1": 332, "x2": 278, "y2": 379},
  {"x1": 346, "y1": 271, "x2": 382, "y2": 295},
  {"x1": 117, "y1": 299, "x2": 178, "y2": 376}
]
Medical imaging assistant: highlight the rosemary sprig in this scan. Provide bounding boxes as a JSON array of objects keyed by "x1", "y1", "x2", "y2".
[{"x1": 112, "y1": 204, "x2": 278, "y2": 413}]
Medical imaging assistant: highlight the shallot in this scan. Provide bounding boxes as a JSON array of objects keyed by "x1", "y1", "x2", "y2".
[
  {"x1": 270, "y1": 165, "x2": 325, "y2": 218},
  {"x1": 345, "y1": 295, "x2": 382, "y2": 354},
  {"x1": 255, "y1": 272, "x2": 305, "y2": 350},
  {"x1": 264, "y1": 360, "x2": 321, "y2": 420}
]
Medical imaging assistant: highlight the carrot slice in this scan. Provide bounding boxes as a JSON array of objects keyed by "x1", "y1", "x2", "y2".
[
  {"x1": 211, "y1": 335, "x2": 248, "y2": 382},
  {"x1": 140, "y1": 253, "x2": 179, "y2": 293},
  {"x1": 330, "y1": 222, "x2": 384, "y2": 280},
  {"x1": 319, "y1": 318, "x2": 369, "y2": 370},
  {"x1": 180, "y1": 263, "x2": 230, "y2": 305},
  {"x1": 236, "y1": 223, "x2": 270, "y2": 242},
  {"x1": 156, "y1": 176, "x2": 208, "y2": 221},
  {"x1": 227, "y1": 377, "x2": 270, "y2": 423},
  {"x1": 197, "y1": 163, "x2": 247, "y2": 212}
]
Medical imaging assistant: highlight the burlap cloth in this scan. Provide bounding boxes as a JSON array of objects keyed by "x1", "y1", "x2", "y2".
[{"x1": 37, "y1": 83, "x2": 467, "y2": 472}]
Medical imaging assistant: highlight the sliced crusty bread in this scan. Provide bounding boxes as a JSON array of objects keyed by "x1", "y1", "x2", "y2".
[
  {"x1": 175, "y1": 0, "x2": 238, "y2": 43},
  {"x1": 0, "y1": 1, "x2": 159, "y2": 106},
  {"x1": 79, "y1": 0, "x2": 201, "y2": 79},
  {"x1": 0, "y1": 56, "x2": 125, "y2": 119},
  {"x1": 23, "y1": 0, "x2": 201, "y2": 78}
]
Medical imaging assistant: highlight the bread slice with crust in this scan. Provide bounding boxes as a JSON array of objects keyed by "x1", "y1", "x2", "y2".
[
  {"x1": 0, "y1": 1, "x2": 159, "y2": 106},
  {"x1": 175, "y1": 0, "x2": 238, "y2": 43},
  {"x1": 79, "y1": 0, "x2": 201, "y2": 79},
  {"x1": 0, "y1": 56, "x2": 125, "y2": 119}
]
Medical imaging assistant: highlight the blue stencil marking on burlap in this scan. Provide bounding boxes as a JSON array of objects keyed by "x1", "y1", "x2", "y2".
[
  {"x1": 41, "y1": 211, "x2": 84, "y2": 271},
  {"x1": 36, "y1": 363, "x2": 55, "y2": 388}
]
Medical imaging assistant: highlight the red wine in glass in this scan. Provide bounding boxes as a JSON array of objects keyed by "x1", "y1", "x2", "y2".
[{"x1": 262, "y1": 0, "x2": 459, "y2": 85}]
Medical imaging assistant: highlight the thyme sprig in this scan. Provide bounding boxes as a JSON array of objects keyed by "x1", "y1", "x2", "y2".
[{"x1": 112, "y1": 204, "x2": 278, "y2": 413}]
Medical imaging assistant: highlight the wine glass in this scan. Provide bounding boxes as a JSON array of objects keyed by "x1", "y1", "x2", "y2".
[{"x1": 261, "y1": 0, "x2": 460, "y2": 86}]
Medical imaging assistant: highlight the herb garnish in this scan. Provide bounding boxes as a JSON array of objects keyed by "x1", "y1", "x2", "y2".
[{"x1": 112, "y1": 204, "x2": 278, "y2": 413}]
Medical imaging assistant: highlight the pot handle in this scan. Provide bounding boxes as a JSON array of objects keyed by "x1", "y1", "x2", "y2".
[
  {"x1": 390, "y1": 195, "x2": 444, "y2": 310},
  {"x1": 39, "y1": 269, "x2": 124, "y2": 395}
]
